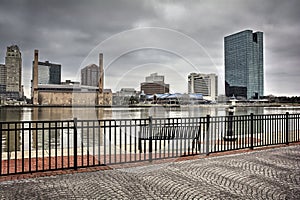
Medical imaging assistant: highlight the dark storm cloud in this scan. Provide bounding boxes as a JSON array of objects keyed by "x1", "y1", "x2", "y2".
[
  {"x1": 0, "y1": 0, "x2": 299, "y2": 96},
  {"x1": 0, "y1": 0, "x2": 157, "y2": 94}
]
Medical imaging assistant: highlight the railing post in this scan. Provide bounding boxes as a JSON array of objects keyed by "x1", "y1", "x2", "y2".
[
  {"x1": 73, "y1": 118, "x2": 78, "y2": 170},
  {"x1": 149, "y1": 116, "x2": 153, "y2": 162},
  {"x1": 0, "y1": 122, "x2": 2, "y2": 175},
  {"x1": 250, "y1": 113, "x2": 254, "y2": 150},
  {"x1": 206, "y1": 115, "x2": 210, "y2": 156},
  {"x1": 286, "y1": 112, "x2": 289, "y2": 145}
]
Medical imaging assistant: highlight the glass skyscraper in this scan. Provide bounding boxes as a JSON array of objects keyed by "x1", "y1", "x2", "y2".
[
  {"x1": 225, "y1": 30, "x2": 264, "y2": 99},
  {"x1": 32, "y1": 61, "x2": 61, "y2": 85}
]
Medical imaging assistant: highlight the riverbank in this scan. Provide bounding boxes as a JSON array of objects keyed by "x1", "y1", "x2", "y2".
[{"x1": 1, "y1": 102, "x2": 299, "y2": 108}]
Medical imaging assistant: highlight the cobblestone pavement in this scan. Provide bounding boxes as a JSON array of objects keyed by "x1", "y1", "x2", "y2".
[{"x1": 0, "y1": 145, "x2": 299, "y2": 199}]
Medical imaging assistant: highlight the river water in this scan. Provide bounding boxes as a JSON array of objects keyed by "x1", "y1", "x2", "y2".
[
  {"x1": 0, "y1": 105, "x2": 300, "y2": 121},
  {"x1": 1, "y1": 105, "x2": 300, "y2": 121}
]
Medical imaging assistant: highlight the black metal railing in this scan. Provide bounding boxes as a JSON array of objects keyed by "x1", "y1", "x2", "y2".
[{"x1": 0, "y1": 112, "x2": 299, "y2": 176}]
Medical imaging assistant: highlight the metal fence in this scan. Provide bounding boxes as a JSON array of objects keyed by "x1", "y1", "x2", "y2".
[{"x1": 1, "y1": 112, "x2": 299, "y2": 176}]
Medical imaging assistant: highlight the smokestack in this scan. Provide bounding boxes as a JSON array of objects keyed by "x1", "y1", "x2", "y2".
[
  {"x1": 32, "y1": 49, "x2": 39, "y2": 105},
  {"x1": 33, "y1": 50, "x2": 39, "y2": 90},
  {"x1": 98, "y1": 53, "x2": 104, "y2": 93}
]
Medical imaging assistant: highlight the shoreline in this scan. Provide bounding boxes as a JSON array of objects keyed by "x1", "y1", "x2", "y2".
[{"x1": 1, "y1": 103, "x2": 300, "y2": 108}]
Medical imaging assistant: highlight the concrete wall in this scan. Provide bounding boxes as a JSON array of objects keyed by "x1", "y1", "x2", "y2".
[{"x1": 38, "y1": 91, "x2": 112, "y2": 106}]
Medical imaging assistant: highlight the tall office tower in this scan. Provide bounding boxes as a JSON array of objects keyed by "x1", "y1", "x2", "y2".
[
  {"x1": 5, "y1": 45, "x2": 22, "y2": 97},
  {"x1": 225, "y1": 30, "x2": 264, "y2": 99},
  {"x1": 33, "y1": 61, "x2": 61, "y2": 84},
  {"x1": 81, "y1": 64, "x2": 99, "y2": 87},
  {"x1": 0, "y1": 64, "x2": 6, "y2": 93},
  {"x1": 188, "y1": 73, "x2": 218, "y2": 101},
  {"x1": 141, "y1": 73, "x2": 169, "y2": 95}
]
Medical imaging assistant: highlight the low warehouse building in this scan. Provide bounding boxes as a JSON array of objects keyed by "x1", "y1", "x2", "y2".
[{"x1": 32, "y1": 50, "x2": 112, "y2": 106}]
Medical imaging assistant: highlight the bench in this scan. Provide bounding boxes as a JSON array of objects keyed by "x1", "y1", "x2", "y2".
[{"x1": 138, "y1": 123, "x2": 202, "y2": 153}]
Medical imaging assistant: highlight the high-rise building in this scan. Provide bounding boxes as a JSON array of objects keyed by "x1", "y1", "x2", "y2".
[
  {"x1": 5, "y1": 45, "x2": 22, "y2": 97},
  {"x1": 81, "y1": 64, "x2": 99, "y2": 87},
  {"x1": 188, "y1": 73, "x2": 218, "y2": 101},
  {"x1": 141, "y1": 73, "x2": 169, "y2": 95},
  {"x1": 33, "y1": 61, "x2": 61, "y2": 84},
  {"x1": 224, "y1": 30, "x2": 264, "y2": 99},
  {"x1": 0, "y1": 64, "x2": 6, "y2": 93}
]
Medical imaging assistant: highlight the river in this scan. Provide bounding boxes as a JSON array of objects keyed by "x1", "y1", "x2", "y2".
[{"x1": 1, "y1": 105, "x2": 300, "y2": 121}]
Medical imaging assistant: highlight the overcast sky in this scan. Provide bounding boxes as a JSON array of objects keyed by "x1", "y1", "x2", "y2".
[{"x1": 0, "y1": 0, "x2": 299, "y2": 97}]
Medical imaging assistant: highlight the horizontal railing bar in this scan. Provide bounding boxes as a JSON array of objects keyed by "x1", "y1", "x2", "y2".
[
  {"x1": 0, "y1": 120, "x2": 74, "y2": 124},
  {"x1": 0, "y1": 113, "x2": 297, "y2": 124},
  {"x1": 0, "y1": 127, "x2": 74, "y2": 131}
]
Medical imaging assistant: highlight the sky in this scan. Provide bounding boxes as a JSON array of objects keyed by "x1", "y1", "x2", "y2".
[{"x1": 0, "y1": 0, "x2": 299, "y2": 97}]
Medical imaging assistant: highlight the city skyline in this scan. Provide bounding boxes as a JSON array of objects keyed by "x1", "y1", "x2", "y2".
[{"x1": 0, "y1": 0, "x2": 299, "y2": 97}]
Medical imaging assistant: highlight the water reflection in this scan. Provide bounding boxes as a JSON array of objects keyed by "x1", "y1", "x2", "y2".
[
  {"x1": 0, "y1": 108, "x2": 22, "y2": 152},
  {"x1": 1, "y1": 123, "x2": 21, "y2": 152},
  {"x1": 0, "y1": 107, "x2": 22, "y2": 121},
  {"x1": 1, "y1": 106, "x2": 300, "y2": 122}
]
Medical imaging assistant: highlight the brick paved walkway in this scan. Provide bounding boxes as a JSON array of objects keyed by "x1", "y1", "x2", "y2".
[{"x1": 0, "y1": 145, "x2": 299, "y2": 199}]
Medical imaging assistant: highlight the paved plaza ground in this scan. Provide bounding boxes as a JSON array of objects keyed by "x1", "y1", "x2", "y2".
[{"x1": 0, "y1": 145, "x2": 299, "y2": 199}]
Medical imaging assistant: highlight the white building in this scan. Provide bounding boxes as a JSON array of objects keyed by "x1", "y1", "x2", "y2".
[
  {"x1": 145, "y1": 73, "x2": 164, "y2": 83},
  {"x1": 188, "y1": 73, "x2": 218, "y2": 101}
]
